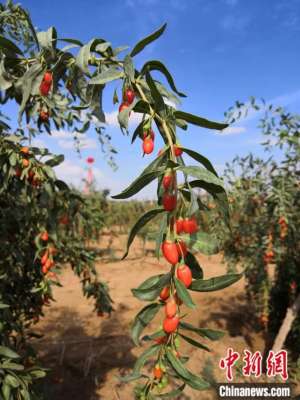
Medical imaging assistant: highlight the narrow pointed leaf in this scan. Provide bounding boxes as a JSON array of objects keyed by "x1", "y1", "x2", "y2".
[
  {"x1": 90, "y1": 67, "x2": 124, "y2": 85},
  {"x1": 131, "y1": 303, "x2": 162, "y2": 345},
  {"x1": 124, "y1": 54, "x2": 135, "y2": 82},
  {"x1": 131, "y1": 119, "x2": 144, "y2": 144},
  {"x1": 0, "y1": 36, "x2": 23, "y2": 55},
  {"x1": 189, "y1": 273, "x2": 243, "y2": 292},
  {"x1": 185, "y1": 252, "x2": 203, "y2": 279},
  {"x1": 181, "y1": 147, "x2": 218, "y2": 176},
  {"x1": 132, "y1": 273, "x2": 171, "y2": 301},
  {"x1": 155, "y1": 212, "x2": 168, "y2": 258},
  {"x1": 0, "y1": 346, "x2": 19, "y2": 359},
  {"x1": 122, "y1": 208, "x2": 166, "y2": 259},
  {"x1": 179, "y1": 321, "x2": 225, "y2": 341},
  {"x1": 141, "y1": 60, "x2": 186, "y2": 97},
  {"x1": 112, "y1": 167, "x2": 164, "y2": 199},
  {"x1": 189, "y1": 180, "x2": 230, "y2": 226},
  {"x1": 174, "y1": 110, "x2": 228, "y2": 130},
  {"x1": 174, "y1": 278, "x2": 196, "y2": 309},
  {"x1": 131, "y1": 23, "x2": 167, "y2": 57},
  {"x1": 142, "y1": 329, "x2": 166, "y2": 342},
  {"x1": 145, "y1": 71, "x2": 165, "y2": 114},
  {"x1": 166, "y1": 349, "x2": 191, "y2": 380},
  {"x1": 178, "y1": 166, "x2": 223, "y2": 188},
  {"x1": 178, "y1": 333, "x2": 210, "y2": 352},
  {"x1": 120, "y1": 345, "x2": 159, "y2": 382}
]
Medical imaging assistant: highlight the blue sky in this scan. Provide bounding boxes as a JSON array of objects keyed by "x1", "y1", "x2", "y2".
[{"x1": 9, "y1": 0, "x2": 300, "y2": 198}]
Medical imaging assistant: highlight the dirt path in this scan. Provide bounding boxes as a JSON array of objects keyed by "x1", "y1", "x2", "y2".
[{"x1": 33, "y1": 235, "x2": 266, "y2": 399}]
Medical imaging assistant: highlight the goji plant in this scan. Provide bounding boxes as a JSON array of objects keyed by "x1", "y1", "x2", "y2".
[{"x1": 0, "y1": 2, "x2": 244, "y2": 398}]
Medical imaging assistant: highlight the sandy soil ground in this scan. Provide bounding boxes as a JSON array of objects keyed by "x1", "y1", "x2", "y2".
[{"x1": 31, "y1": 234, "x2": 297, "y2": 400}]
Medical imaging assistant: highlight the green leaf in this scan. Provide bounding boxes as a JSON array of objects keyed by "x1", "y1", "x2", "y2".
[
  {"x1": 178, "y1": 166, "x2": 224, "y2": 188},
  {"x1": 141, "y1": 60, "x2": 186, "y2": 97},
  {"x1": 124, "y1": 55, "x2": 135, "y2": 82},
  {"x1": 174, "y1": 278, "x2": 196, "y2": 309},
  {"x1": 123, "y1": 208, "x2": 166, "y2": 259},
  {"x1": 1, "y1": 382, "x2": 11, "y2": 400},
  {"x1": 131, "y1": 119, "x2": 144, "y2": 144},
  {"x1": 112, "y1": 167, "x2": 164, "y2": 199},
  {"x1": 155, "y1": 212, "x2": 168, "y2": 259},
  {"x1": 0, "y1": 303, "x2": 9, "y2": 309},
  {"x1": 183, "y1": 371, "x2": 210, "y2": 391},
  {"x1": 156, "y1": 384, "x2": 186, "y2": 398},
  {"x1": 185, "y1": 252, "x2": 203, "y2": 279},
  {"x1": 117, "y1": 99, "x2": 136, "y2": 131},
  {"x1": 174, "y1": 110, "x2": 228, "y2": 131},
  {"x1": 90, "y1": 67, "x2": 124, "y2": 85},
  {"x1": 55, "y1": 180, "x2": 69, "y2": 191},
  {"x1": 75, "y1": 38, "x2": 107, "y2": 74},
  {"x1": 0, "y1": 362, "x2": 24, "y2": 371},
  {"x1": 28, "y1": 369, "x2": 47, "y2": 379},
  {"x1": 178, "y1": 333, "x2": 210, "y2": 352},
  {"x1": 167, "y1": 348, "x2": 209, "y2": 390},
  {"x1": 0, "y1": 346, "x2": 19, "y2": 359},
  {"x1": 131, "y1": 23, "x2": 167, "y2": 57},
  {"x1": 4, "y1": 374, "x2": 19, "y2": 388},
  {"x1": 166, "y1": 349, "x2": 191, "y2": 380},
  {"x1": 120, "y1": 345, "x2": 159, "y2": 382},
  {"x1": 113, "y1": 88, "x2": 119, "y2": 105},
  {"x1": 37, "y1": 27, "x2": 57, "y2": 49},
  {"x1": 142, "y1": 329, "x2": 166, "y2": 342},
  {"x1": 189, "y1": 273, "x2": 243, "y2": 292},
  {"x1": 181, "y1": 147, "x2": 218, "y2": 176},
  {"x1": 0, "y1": 36, "x2": 23, "y2": 55},
  {"x1": 189, "y1": 232, "x2": 220, "y2": 255},
  {"x1": 131, "y1": 303, "x2": 162, "y2": 345},
  {"x1": 132, "y1": 273, "x2": 171, "y2": 301},
  {"x1": 45, "y1": 154, "x2": 64, "y2": 167},
  {"x1": 189, "y1": 180, "x2": 230, "y2": 226},
  {"x1": 59, "y1": 38, "x2": 83, "y2": 46},
  {"x1": 145, "y1": 71, "x2": 165, "y2": 115},
  {"x1": 179, "y1": 321, "x2": 225, "y2": 341},
  {"x1": 17, "y1": 62, "x2": 43, "y2": 123},
  {"x1": 133, "y1": 99, "x2": 151, "y2": 115}
]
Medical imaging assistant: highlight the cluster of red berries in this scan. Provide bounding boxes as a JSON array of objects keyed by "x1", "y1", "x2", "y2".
[
  {"x1": 175, "y1": 216, "x2": 198, "y2": 234},
  {"x1": 15, "y1": 147, "x2": 41, "y2": 187},
  {"x1": 39, "y1": 231, "x2": 57, "y2": 276},
  {"x1": 158, "y1": 239, "x2": 193, "y2": 334},
  {"x1": 39, "y1": 71, "x2": 53, "y2": 96},
  {"x1": 118, "y1": 88, "x2": 135, "y2": 115}
]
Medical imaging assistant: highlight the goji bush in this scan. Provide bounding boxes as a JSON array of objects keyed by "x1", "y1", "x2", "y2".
[
  {"x1": 0, "y1": 1, "x2": 244, "y2": 398},
  {"x1": 219, "y1": 99, "x2": 300, "y2": 367}
]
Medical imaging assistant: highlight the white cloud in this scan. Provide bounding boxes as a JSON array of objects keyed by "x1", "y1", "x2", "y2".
[
  {"x1": 105, "y1": 110, "x2": 142, "y2": 127},
  {"x1": 50, "y1": 130, "x2": 72, "y2": 139},
  {"x1": 216, "y1": 126, "x2": 246, "y2": 135},
  {"x1": 58, "y1": 137, "x2": 97, "y2": 150},
  {"x1": 31, "y1": 138, "x2": 46, "y2": 148}
]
